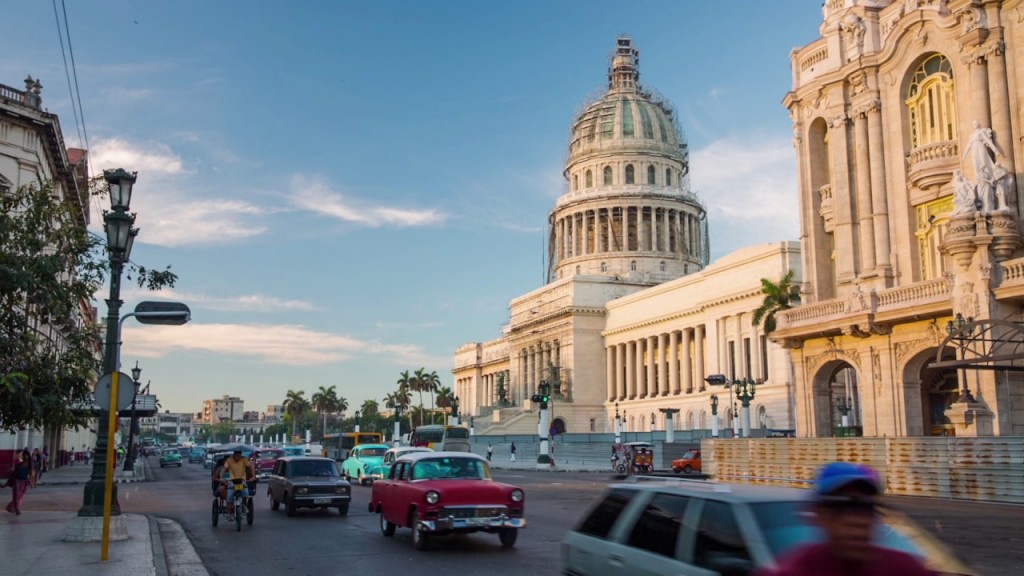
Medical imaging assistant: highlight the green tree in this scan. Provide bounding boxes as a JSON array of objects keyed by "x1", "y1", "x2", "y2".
[
  {"x1": 311, "y1": 385, "x2": 338, "y2": 436},
  {"x1": 396, "y1": 371, "x2": 415, "y2": 427},
  {"x1": 0, "y1": 179, "x2": 177, "y2": 431},
  {"x1": 210, "y1": 420, "x2": 237, "y2": 443},
  {"x1": 360, "y1": 398, "x2": 379, "y2": 417},
  {"x1": 282, "y1": 389, "x2": 308, "y2": 439},
  {"x1": 752, "y1": 269, "x2": 800, "y2": 334},
  {"x1": 436, "y1": 386, "x2": 454, "y2": 424},
  {"x1": 423, "y1": 370, "x2": 441, "y2": 422},
  {"x1": 410, "y1": 368, "x2": 428, "y2": 426}
]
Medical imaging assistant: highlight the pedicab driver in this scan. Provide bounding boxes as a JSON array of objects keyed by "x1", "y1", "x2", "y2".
[{"x1": 222, "y1": 448, "x2": 255, "y2": 514}]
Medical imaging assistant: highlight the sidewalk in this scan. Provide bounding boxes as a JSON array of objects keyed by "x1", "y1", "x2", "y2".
[{"x1": 0, "y1": 458, "x2": 208, "y2": 576}]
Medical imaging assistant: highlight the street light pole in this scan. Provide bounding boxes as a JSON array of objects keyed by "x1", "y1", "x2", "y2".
[
  {"x1": 78, "y1": 169, "x2": 137, "y2": 522},
  {"x1": 355, "y1": 411, "x2": 361, "y2": 434},
  {"x1": 613, "y1": 402, "x2": 621, "y2": 445},
  {"x1": 710, "y1": 395, "x2": 720, "y2": 438},
  {"x1": 123, "y1": 361, "x2": 142, "y2": 471},
  {"x1": 735, "y1": 377, "x2": 758, "y2": 438}
]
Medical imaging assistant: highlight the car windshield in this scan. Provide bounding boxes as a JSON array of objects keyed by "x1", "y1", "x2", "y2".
[
  {"x1": 750, "y1": 501, "x2": 930, "y2": 562},
  {"x1": 681, "y1": 451, "x2": 698, "y2": 459},
  {"x1": 288, "y1": 460, "x2": 339, "y2": 477},
  {"x1": 359, "y1": 447, "x2": 387, "y2": 457},
  {"x1": 411, "y1": 457, "x2": 490, "y2": 480},
  {"x1": 257, "y1": 451, "x2": 282, "y2": 461}
]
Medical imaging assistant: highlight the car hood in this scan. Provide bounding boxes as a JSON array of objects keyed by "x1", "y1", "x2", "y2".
[{"x1": 415, "y1": 479, "x2": 521, "y2": 505}]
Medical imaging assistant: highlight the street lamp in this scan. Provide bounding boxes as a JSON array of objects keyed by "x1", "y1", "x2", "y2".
[
  {"x1": 354, "y1": 411, "x2": 361, "y2": 433},
  {"x1": 122, "y1": 361, "x2": 142, "y2": 471},
  {"x1": 946, "y1": 313, "x2": 978, "y2": 403},
  {"x1": 735, "y1": 377, "x2": 757, "y2": 437},
  {"x1": 650, "y1": 412, "x2": 656, "y2": 443},
  {"x1": 613, "y1": 402, "x2": 621, "y2": 445},
  {"x1": 710, "y1": 395, "x2": 720, "y2": 438},
  {"x1": 77, "y1": 168, "x2": 137, "y2": 523},
  {"x1": 393, "y1": 404, "x2": 403, "y2": 447},
  {"x1": 451, "y1": 396, "x2": 460, "y2": 426}
]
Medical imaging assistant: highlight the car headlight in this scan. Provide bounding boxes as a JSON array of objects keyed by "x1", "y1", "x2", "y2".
[
  {"x1": 296, "y1": 487, "x2": 309, "y2": 494},
  {"x1": 510, "y1": 489, "x2": 524, "y2": 503},
  {"x1": 336, "y1": 485, "x2": 349, "y2": 494},
  {"x1": 425, "y1": 491, "x2": 440, "y2": 504}
]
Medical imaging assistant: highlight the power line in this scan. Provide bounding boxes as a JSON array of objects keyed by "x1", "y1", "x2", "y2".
[{"x1": 51, "y1": 0, "x2": 84, "y2": 148}]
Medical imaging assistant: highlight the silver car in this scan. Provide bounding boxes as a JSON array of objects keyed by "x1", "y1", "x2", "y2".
[
  {"x1": 267, "y1": 456, "x2": 351, "y2": 516},
  {"x1": 561, "y1": 478, "x2": 975, "y2": 576}
]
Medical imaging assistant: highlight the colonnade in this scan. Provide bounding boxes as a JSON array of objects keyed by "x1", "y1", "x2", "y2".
[
  {"x1": 517, "y1": 340, "x2": 562, "y2": 398},
  {"x1": 554, "y1": 205, "x2": 701, "y2": 260},
  {"x1": 607, "y1": 325, "x2": 705, "y2": 401}
]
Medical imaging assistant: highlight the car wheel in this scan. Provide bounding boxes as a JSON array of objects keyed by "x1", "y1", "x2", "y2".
[
  {"x1": 337, "y1": 503, "x2": 349, "y2": 516},
  {"x1": 410, "y1": 509, "x2": 429, "y2": 550},
  {"x1": 269, "y1": 489, "x2": 280, "y2": 511},
  {"x1": 683, "y1": 465, "x2": 692, "y2": 474},
  {"x1": 211, "y1": 498, "x2": 219, "y2": 527},
  {"x1": 499, "y1": 527, "x2": 518, "y2": 548},
  {"x1": 358, "y1": 470, "x2": 366, "y2": 486},
  {"x1": 285, "y1": 493, "x2": 297, "y2": 517},
  {"x1": 672, "y1": 467, "x2": 682, "y2": 474},
  {"x1": 379, "y1": 511, "x2": 395, "y2": 536}
]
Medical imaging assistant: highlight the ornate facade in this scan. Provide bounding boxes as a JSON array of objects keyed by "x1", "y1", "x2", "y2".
[{"x1": 776, "y1": 0, "x2": 1024, "y2": 437}]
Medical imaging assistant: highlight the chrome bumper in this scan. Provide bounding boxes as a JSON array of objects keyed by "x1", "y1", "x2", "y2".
[{"x1": 420, "y1": 515, "x2": 526, "y2": 532}]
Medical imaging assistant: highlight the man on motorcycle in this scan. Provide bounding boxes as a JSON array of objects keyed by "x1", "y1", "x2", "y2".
[{"x1": 222, "y1": 449, "x2": 255, "y2": 514}]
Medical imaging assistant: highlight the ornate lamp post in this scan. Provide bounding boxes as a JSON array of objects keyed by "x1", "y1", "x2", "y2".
[
  {"x1": 613, "y1": 402, "x2": 621, "y2": 445},
  {"x1": 946, "y1": 313, "x2": 977, "y2": 403},
  {"x1": 451, "y1": 396, "x2": 460, "y2": 426},
  {"x1": 836, "y1": 395, "x2": 852, "y2": 429},
  {"x1": 354, "y1": 411, "x2": 361, "y2": 434},
  {"x1": 735, "y1": 377, "x2": 757, "y2": 438},
  {"x1": 77, "y1": 168, "x2": 137, "y2": 521},
  {"x1": 393, "y1": 404, "x2": 403, "y2": 447},
  {"x1": 650, "y1": 412, "x2": 656, "y2": 443},
  {"x1": 710, "y1": 395, "x2": 720, "y2": 438},
  {"x1": 123, "y1": 361, "x2": 142, "y2": 471}
]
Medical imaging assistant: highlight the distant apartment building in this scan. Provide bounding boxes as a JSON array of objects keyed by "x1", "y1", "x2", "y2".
[
  {"x1": 157, "y1": 412, "x2": 194, "y2": 439},
  {"x1": 200, "y1": 395, "x2": 245, "y2": 423},
  {"x1": 264, "y1": 404, "x2": 284, "y2": 423},
  {"x1": 242, "y1": 411, "x2": 261, "y2": 423}
]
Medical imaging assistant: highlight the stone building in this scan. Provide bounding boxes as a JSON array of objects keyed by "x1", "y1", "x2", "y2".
[
  {"x1": 775, "y1": 0, "x2": 1024, "y2": 437},
  {"x1": 454, "y1": 39, "x2": 801, "y2": 436}
]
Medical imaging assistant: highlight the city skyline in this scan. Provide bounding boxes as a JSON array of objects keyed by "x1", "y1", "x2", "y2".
[{"x1": 2, "y1": 2, "x2": 821, "y2": 414}]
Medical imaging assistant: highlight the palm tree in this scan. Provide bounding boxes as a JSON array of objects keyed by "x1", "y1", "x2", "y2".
[
  {"x1": 752, "y1": 269, "x2": 800, "y2": 334},
  {"x1": 422, "y1": 369, "x2": 441, "y2": 424},
  {"x1": 335, "y1": 395, "x2": 349, "y2": 421},
  {"x1": 436, "y1": 386, "x2": 454, "y2": 424},
  {"x1": 282, "y1": 389, "x2": 307, "y2": 439},
  {"x1": 411, "y1": 368, "x2": 428, "y2": 426},
  {"x1": 361, "y1": 399, "x2": 379, "y2": 417},
  {"x1": 311, "y1": 385, "x2": 338, "y2": 436},
  {"x1": 394, "y1": 381, "x2": 413, "y2": 431}
]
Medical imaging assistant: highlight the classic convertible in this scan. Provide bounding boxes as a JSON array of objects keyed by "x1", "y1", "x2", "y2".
[{"x1": 368, "y1": 451, "x2": 526, "y2": 550}]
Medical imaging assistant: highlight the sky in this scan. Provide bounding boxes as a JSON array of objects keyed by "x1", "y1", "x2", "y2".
[{"x1": 4, "y1": 1, "x2": 823, "y2": 416}]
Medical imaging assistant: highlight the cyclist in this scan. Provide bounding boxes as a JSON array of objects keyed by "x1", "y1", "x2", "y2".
[
  {"x1": 221, "y1": 449, "x2": 255, "y2": 515},
  {"x1": 211, "y1": 454, "x2": 228, "y2": 508}
]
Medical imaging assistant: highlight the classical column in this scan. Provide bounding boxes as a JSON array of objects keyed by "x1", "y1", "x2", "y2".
[
  {"x1": 646, "y1": 336, "x2": 657, "y2": 397},
  {"x1": 658, "y1": 332, "x2": 669, "y2": 395},
  {"x1": 662, "y1": 208, "x2": 670, "y2": 254},
  {"x1": 682, "y1": 328, "x2": 693, "y2": 393},
  {"x1": 853, "y1": 108, "x2": 876, "y2": 272},
  {"x1": 582, "y1": 211, "x2": 590, "y2": 256},
  {"x1": 617, "y1": 343, "x2": 626, "y2": 400},
  {"x1": 669, "y1": 330, "x2": 680, "y2": 395},
  {"x1": 828, "y1": 114, "x2": 857, "y2": 283},
  {"x1": 636, "y1": 338, "x2": 646, "y2": 398},
  {"x1": 626, "y1": 341, "x2": 636, "y2": 399},
  {"x1": 865, "y1": 99, "x2": 891, "y2": 270},
  {"x1": 622, "y1": 206, "x2": 630, "y2": 251},
  {"x1": 606, "y1": 346, "x2": 615, "y2": 401},
  {"x1": 969, "y1": 51, "x2": 991, "y2": 134},
  {"x1": 694, "y1": 325, "x2": 705, "y2": 390},
  {"x1": 987, "y1": 41, "x2": 1016, "y2": 181},
  {"x1": 650, "y1": 208, "x2": 657, "y2": 251}
]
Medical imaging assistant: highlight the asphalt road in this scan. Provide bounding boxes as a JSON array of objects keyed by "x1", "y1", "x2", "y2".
[{"x1": 31, "y1": 458, "x2": 1024, "y2": 575}]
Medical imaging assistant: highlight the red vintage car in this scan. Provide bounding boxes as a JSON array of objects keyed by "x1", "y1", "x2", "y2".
[
  {"x1": 368, "y1": 451, "x2": 526, "y2": 550},
  {"x1": 253, "y1": 448, "x2": 286, "y2": 479}
]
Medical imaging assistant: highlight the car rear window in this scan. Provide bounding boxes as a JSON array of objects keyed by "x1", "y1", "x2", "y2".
[{"x1": 575, "y1": 488, "x2": 635, "y2": 539}]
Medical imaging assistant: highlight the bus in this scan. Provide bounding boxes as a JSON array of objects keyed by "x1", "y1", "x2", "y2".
[
  {"x1": 409, "y1": 425, "x2": 471, "y2": 452},
  {"x1": 323, "y1": 432, "x2": 384, "y2": 461}
]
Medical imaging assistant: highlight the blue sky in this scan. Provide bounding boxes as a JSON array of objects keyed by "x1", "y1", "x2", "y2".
[{"x1": 4, "y1": 2, "x2": 822, "y2": 416}]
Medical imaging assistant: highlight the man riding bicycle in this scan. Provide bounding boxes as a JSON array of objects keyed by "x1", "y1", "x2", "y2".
[{"x1": 221, "y1": 449, "x2": 255, "y2": 514}]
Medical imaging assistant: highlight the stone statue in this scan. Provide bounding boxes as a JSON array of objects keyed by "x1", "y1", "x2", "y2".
[
  {"x1": 952, "y1": 169, "x2": 976, "y2": 216},
  {"x1": 991, "y1": 162, "x2": 1012, "y2": 212},
  {"x1": 963, "y1": 120, "x2": 1002, "y2": 180}
]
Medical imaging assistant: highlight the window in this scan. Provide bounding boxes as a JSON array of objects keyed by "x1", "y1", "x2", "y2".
[
  {"x1": 573, "y1": 174, "x2": 578, "y2": 191},
  {"x1": 693, "y1": 500, "x2": 752, "y2": 569},
  {"x1": 576, "y1": 265, "x2": 581, "y2": 274},
  {"x1": 575, "y1": 488, "x2": 634, "y2": 538},
  {"x1": 621, "y1": 98, "x2": 634, "y2": 137},
  {"x1": 586, "y1": 170, "x2": 593, "y2": 188},
  {"x1": 601, "y1": 262, "x2": 607, "y2": 272},
  {"x1": 647, "y1": 165, "x2": 656, "y2": 184},
  {"x1": 625, "y1": 164, "x2": 635, "y2": 184},
  {"x1": 665, "y1": 169, "x2": 672, "y2": 186},
  {"x1": 906, "y1": 54, "x2": 957, "y2": 148},
  {"x1": 638, "y1": 103, "x2": 654, "y2": 138},
  {"x1": 659, "y1": 261, "x2": 666, "y2": 272},
  {"x1": 603, "y1": 166, "x2": 613, "y2": 186},
  {"x1": 627, "y1": 493, "x2": 691, "y2": 558},
  {"x1": 630, "y1": 260, "x2": 637, "y2": 271}
]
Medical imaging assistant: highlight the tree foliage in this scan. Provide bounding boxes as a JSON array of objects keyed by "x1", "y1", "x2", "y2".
[
  {"x1": 0, "y1": 179, "x2": 177, "y2": 431},
  {"x1": 752, "y1": 269, "x2": 800, "y2": 334}
]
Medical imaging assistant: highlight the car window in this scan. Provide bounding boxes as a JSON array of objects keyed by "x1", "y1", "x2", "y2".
[
  {"x1": 360, "y1": 447, "x2": 387, "y2": 457},
  {"x1": 276, "y1": 461, "x2": 286, "y2": 476},
  {"x1": 397, "y1": 462, "x2": 410, "y2": 481},
  {"x1": 383, "y1": 452, "x2": 394, "y2": 464},
  {"x1": 289, "y1": 460, "x2": 339, "y2": 477},
  {"x1": 575, "y1": 488, "x2": 635, "y2": 539},
  {"x1": 626, "y1": 493, "x2": 691, "y2": 558},
  {"x1": 693, "y1": 500, "x2": 752, "y2": 569}
]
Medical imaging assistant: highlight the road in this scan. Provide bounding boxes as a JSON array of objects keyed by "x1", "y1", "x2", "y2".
[{"x1": 32, "y1": 457, "x2": 1024, "y2": 575}]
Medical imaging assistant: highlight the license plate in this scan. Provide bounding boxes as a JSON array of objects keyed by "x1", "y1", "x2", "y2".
[{"x1": 313, "y1": 498, "x2": 330, "y2": 504}]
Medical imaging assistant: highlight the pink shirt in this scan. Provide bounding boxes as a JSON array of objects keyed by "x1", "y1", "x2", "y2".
[{"x1": 755, "y1": 543, "x2": 937, "y2": 576}]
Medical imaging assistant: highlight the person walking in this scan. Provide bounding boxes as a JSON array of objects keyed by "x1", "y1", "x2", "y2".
[
  {"x1": 755, "y1": 462, "x2": 935, "y2": 576},
  {"x1": 486, "y1": 443, "x2": 493, "y2": 462},
  {"x1": 5, "y1": 450, "x2": 35, "y2": 515},
  {"x1": 30, "y1": 448, "x2": 42, "y2": 486},
  {"x1": 510, "y1": 442, "x2": 517, "y2": 462}
]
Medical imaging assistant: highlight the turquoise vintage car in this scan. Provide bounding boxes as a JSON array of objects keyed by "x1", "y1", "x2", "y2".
[
  {"x1": 369, "y1": 446, "x2": 433, "y2": 481},
  {"x1": 340, "y1": 444, "x2": 389, "y2": 485}
]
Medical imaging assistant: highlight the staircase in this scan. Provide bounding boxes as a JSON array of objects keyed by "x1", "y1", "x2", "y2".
[{"x1": 476, "y1": 408, "x2": 537, "y2": 436}]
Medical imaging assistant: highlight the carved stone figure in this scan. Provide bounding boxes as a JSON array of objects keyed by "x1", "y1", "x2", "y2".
[
  {"x1": 952, "y1": 169, "x2": 976, "y2": 215},
  {"x1": 963, "y1": 120, "x2": 1002, "y2": 180}
]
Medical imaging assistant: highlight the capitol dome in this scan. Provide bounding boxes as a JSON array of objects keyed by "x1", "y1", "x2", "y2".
[{"x1": 549, "y1": 37, "x2": 707, "y2": 285}]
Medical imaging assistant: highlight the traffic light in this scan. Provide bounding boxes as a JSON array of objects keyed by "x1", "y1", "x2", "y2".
[{"x1": 532, "y1": 381, "x2": 551, "y2": 408}]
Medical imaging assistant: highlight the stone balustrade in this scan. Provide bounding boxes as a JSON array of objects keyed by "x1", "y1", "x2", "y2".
[
  {"x1": 876, "y1": 278, "x2": 949, "y2": 310},
  {"x1": 1000, "y1": 257, "x2": 1024, "y2": 284}
]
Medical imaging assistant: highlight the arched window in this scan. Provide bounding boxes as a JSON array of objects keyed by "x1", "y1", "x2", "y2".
[
  {"x1": 585, "y1": 169, "x2": 593, "y2": 188},
  {"x1": 647, "y1": 165, "x2": 656, "y2": 184},
  {"x1": 630, "y1": 260, "x2": 637, "y2": 271},
  {"x1": 603, "y1": 166, "x2": 613, "y2": 185},
  {"x1": 573, "y1": 174, "x2": 578, "y2": 191},
  {"x1": 659, "y1": 261, "x2": 666, "y2": 272},
  {"x1": 600, "y1": 262, "x2": 607, "y2": 272},
  {"x1": 906, "y1": 54, "x2": 957, "y2": 148},
  {"x1": 665, "y1": 169, "x2": 673, "y2": 186},
  {"x1": 575, "y1": 265, "x2": 581, "y2": 275},
  {"x1": 625, "y1": 164, "x2": 635, "y2": 184}
]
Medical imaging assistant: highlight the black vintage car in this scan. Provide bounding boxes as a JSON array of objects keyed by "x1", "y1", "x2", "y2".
[{"x1": 267, "y1": 456, "x2": 351, "y2": 516}]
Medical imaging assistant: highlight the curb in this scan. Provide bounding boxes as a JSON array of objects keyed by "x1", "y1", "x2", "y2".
[{"x1": 148, "y1": 516, "x2": 169, "y2": 576}]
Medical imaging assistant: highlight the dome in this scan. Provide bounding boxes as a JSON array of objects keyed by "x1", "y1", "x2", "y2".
[{"x1": 566, "y1": 37, "x2": 689, "y2": 173}]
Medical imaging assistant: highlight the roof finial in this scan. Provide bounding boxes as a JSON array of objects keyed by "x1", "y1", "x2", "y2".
[{"x1": 608, "y1": 37, "x2": 639, "y2": 91}]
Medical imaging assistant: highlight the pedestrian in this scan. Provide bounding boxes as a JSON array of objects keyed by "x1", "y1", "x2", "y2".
[
  {"x1": 31, "y1": 448, "x2": 42, "y2": 486},
  {"x1": 5, "y1": 449, "x2": 35, "y2": 515},
  {"x1": 754, "y1": 462, "x2": 935, "y2": 576},
  {"x1": 510, "y1": 442, "x2": 517, "y2": 462},
  {"x1": 486, "y1": 443, "x2": 493, "y2": 461}
]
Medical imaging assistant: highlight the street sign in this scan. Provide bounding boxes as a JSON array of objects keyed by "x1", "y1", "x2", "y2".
[
  {"x1": 133, "y1": 301, "x2": 191, "y2": 325},
  {"x1": 94, "y1": 371, "x2": 136, "y2": 411}
]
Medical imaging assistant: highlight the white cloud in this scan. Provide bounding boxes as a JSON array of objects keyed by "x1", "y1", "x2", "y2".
[
  {"x1": 89, "y1": 138, "x2": 185, "y2": 176},
  {"x1": 290, "y1": 176, "x2": 447, "y2": 227},
  {"x1": 121, "y1": 288, "x2": 316, "y2": 312},
  {"x1": 122, "y1": 322, "x2": 436, "y2": 366}
]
